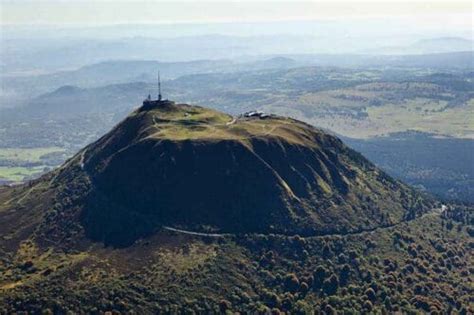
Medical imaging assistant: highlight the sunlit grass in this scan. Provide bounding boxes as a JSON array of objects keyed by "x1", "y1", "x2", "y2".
[{"x1": 0, "y1": 166, "x2": 45, "y2": 181}]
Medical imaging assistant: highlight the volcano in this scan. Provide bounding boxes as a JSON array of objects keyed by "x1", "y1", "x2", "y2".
[{"x1": 1, "y1": 102, "x2": 432, "y2": 248}]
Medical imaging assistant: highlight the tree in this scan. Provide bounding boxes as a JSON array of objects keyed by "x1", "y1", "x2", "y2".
[
  {"x1": 323, "y1": 243, "x2": 333, "y2": 258},
  {"x1": 313, "y1": 265, "x2": 327, "y2": 289},
  {"x1": 293, "y1": 300, "x2": 312, "y2": 315},
  {"x1": 339, "y1": 264, "x2": 352, "y2": 286},
  {"x1": 219, "y1": 300, "x2": 231, "y2": 313},
  {"x1": 363, "y1": 300, "x2": 373, "y2": 312},
  {"x1": 323, "y1": 274, "x2": 339, "y2": 295},
  {"x1": 365, "y1": 287, "x2": 377, "y2": 302},
  {"x1": 284, "y1": 274, "x2": 300, "y2": 293}
]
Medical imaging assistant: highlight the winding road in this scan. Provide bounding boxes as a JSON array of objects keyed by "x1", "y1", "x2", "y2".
[{"x1": 161, "y1": 206, "x2": 445, "y2": 239}]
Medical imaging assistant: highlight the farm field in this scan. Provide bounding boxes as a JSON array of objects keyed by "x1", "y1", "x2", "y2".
[
  {"x1": 0, "y1": 166, "x2": 45, "y2": 182},
  {"x1": 0, "y1": 147, "x2": 65, "y2": 182}
]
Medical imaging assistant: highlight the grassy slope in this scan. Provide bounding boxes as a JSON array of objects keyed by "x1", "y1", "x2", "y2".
[{"x1": 136, "y1": 104, "x2": 320, "y2": 147}]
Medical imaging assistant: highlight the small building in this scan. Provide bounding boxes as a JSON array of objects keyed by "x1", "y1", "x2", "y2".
[
  {"x1": 242, "y1": 110, "x2": 270, "y2": 119},
  {"x1": 142, "y1": 72, "x2": 175, "y2": 109}
]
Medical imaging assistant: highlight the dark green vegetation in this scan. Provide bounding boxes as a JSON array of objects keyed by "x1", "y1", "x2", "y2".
[
  {"x1": 1, "y1": 208, "x2": 473, "y2": 314},
  {"x1": 2, "y1": 104, "x2": 471, "y2": 313},
  {"x1": 81, "y1": 104, "x2": 433, "y2": 246}
]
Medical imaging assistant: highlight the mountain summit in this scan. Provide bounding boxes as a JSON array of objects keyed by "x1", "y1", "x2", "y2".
[{"x1": 1, "y1": 102, "x2": 431, "y2": 247}]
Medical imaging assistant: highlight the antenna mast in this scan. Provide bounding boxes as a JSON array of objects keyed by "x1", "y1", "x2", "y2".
[{"x1": 158, "y1": 71, "x2": 162, "y2": 101}]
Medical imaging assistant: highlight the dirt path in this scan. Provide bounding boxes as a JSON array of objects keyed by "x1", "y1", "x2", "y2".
[
  {"x1": 163, "y1": 226, "x2": 229, "y2": 238},
  {"x1": 79, "y1": 149, "x2": 87, "y2": 170},
  {"x1": 226, "y1": 117, "x2": 236, "y2": 125}
]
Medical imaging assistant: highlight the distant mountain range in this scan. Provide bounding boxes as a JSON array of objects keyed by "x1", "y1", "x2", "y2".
[
  {"x1": 375, "y1": 37, "x2": 473, "y2": 55},
  {"x1": 2, "y1": 51, "x2": 472, "y2": 106},
  {"x1": 2, "y1": 32, "x2": 472, "y2": 77}
]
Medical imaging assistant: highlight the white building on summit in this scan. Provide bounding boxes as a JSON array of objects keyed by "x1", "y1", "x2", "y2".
[{"x1": 143, "y1": 72, "x2": 174, "y2": 108}]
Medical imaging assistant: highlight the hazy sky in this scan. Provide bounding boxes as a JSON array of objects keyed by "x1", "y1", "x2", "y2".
[{"x1": 1, "y1": 0, "x2": 472, "y2": 32}]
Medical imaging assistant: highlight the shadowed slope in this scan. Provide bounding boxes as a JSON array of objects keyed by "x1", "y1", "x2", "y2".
[{"x1": 0, "y1": 103, "x2": 433, "y2": 247}]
